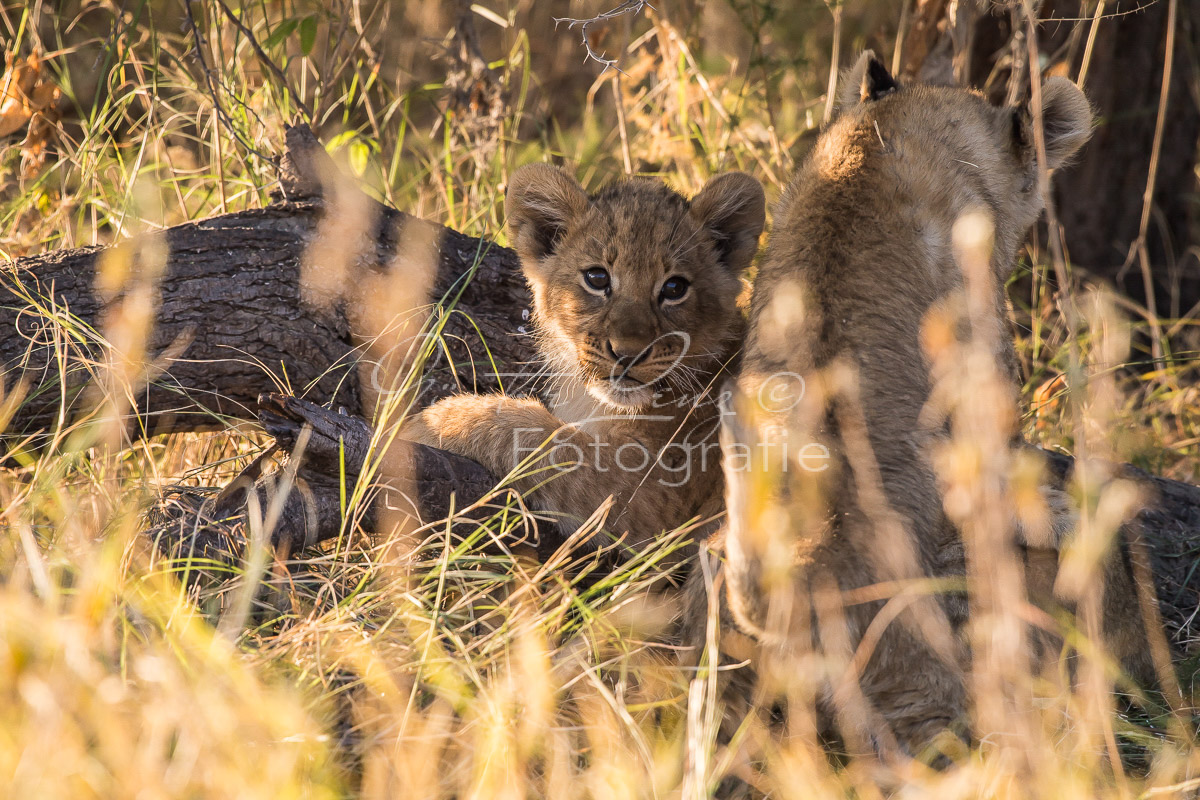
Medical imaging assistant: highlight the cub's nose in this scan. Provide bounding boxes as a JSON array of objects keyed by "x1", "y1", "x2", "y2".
[{"x1": 606, "y1": 338, "x2": 650, "y2": 369}]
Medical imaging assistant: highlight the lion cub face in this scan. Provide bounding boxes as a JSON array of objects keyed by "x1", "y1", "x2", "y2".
[{"x1": 505, "y1": 166, "x2": 765, "y2": 411}]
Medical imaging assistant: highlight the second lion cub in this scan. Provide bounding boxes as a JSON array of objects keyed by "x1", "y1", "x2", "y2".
[
  {"x1": 711, "y1": 52, "x2": 1100, "y2": 761},
  {"x1": 403, "y1": 165, "x2": 765, "y2": 552}
]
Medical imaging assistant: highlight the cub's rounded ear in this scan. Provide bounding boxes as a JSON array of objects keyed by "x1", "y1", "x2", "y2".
[
  {"x1": 1037, "y1": 77, "x2": 1093, "y2": 170},
  {"x1": 505, "y1": 164, "x2": 589, "y2": 263},
  {"x1": 690, "y1": 172, "x2": 765, "y2": 275},
  {"x1": 837, "y1": 50, "x2": 899, "y2": 110}
]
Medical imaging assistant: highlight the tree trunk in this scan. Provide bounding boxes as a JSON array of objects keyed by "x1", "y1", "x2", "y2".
[
  {"x1": 898, "y1": 0, "x2": 1200, "y2": 315},
  {"x1": 1051, "y1": 1, "x2": 1200, "y2": 318}
]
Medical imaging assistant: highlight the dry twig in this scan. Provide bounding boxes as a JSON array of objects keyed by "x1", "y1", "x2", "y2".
[{"x1": 554, "y1": 0, "x2": 653, "y2": 73}]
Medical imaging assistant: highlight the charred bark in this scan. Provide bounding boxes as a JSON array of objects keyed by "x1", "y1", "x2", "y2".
[
  {"x1": 0, "y1": 126, "x2": 536, "y2": 448},
  {"x1": 1040, "y1": 449, "x2": 1200, "y2": 655},
  {"x1": 147, "y1": 393, "x2": 557, "y2": 566}
]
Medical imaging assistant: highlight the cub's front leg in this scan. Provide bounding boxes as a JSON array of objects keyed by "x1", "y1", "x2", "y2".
[
  {"x1": 402, "y1": 394, "x2": 619, "y2": 536},
  {"x1": 402, "y1": 395, "x2": 575, "y2": 478}
]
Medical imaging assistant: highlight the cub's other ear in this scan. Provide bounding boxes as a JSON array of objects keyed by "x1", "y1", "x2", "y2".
[
  {"x1": 838, "y1": 49, "x2": 899, "y2": 109},
  {"x1": 1037, "y1": 77, "x2": 1093, "y2": 170},
  {"x1": 690, "y1": 172, "x2": 766, "y2": 275},
  {"x1": 505, "y1": 164, "x2": 589, "y2": 263}
]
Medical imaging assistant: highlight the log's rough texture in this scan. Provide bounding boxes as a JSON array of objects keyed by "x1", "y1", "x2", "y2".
[
  {"x1": 1, "y1": 205, "x2": 357, "y2": 441},
  {"x1": 1138, "y1": 471, "x2": 1200, "y2": 651},
  {"x1": 0, "y1": 198, "x2": 535, "y2": 445},
  {"x1": 256, "y1": 393, "x2": 559, "y2": 553},
  {"x1": 1042, "y1": 450, "x2": 1200, "y2": 655},
  {"x1": 257, "y1": 392, "x2": 508, "y2": 540},
  {"x1": 148, "y1": 393, "x2": 553, "y2": 565},
  {"x1": 416, "y1": 212, "x2": 537, "y2": 403}
]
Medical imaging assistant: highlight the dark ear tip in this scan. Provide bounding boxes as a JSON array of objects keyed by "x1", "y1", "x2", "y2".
[
  {"x1": 864, "y1": 55, "x2": 899, "y2": 101},
  {"x1": 1010, "y1": 107, "x2": 1031, "y2": 150}
]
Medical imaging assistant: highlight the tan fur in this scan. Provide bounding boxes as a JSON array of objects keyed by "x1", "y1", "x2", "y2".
[
  {"x1": 700, "y1": 52, "x2": 1110, "y2": 762},
  {"x1": 403, "y1": 166, "x2": 765, "y2": 553}
]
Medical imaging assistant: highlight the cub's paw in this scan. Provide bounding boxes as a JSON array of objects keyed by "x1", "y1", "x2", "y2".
[
  {"x1": 401, "y1": 395, "x2": 491, "y2": 452},
  {"x1": 401, "y1": 394, "x2": 556, "y2": 476}
]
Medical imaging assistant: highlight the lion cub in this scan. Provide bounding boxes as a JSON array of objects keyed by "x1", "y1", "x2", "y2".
[
  {"x1": 707, "y1": 52, "x2": 1098, "y2": 761},
  {"x1": 403, "y1": 165, "x2": 765, "y2": 553}
]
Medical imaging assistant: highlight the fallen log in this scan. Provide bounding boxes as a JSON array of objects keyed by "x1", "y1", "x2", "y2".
[
  {"x1": 146, "y1": 393, "x2": 553, "y2": 566},
  {"x1": 0, "y1": 125, "x2": 536, "y2": 447},
  {"x1": 253, "y1": 391, "x2": 555, "y2": 554},
  {"x1": 1042, "y1": 451, "x2": 1200, "y2": 655}
]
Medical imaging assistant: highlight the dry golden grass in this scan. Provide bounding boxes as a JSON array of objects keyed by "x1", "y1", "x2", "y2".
[{"x1": 1, "y1": 1, "x2": 1198, "y2": 797}]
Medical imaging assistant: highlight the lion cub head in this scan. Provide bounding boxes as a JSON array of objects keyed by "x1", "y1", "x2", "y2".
[
  {"x1": 834, "y1": 51, "x2": 1093, "y2": 267},
  {"x1": 505, "y1": 165, "x2": 765, "y2": 411}
]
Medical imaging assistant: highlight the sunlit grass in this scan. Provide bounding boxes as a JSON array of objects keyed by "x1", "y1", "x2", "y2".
[{"x1": 1, "y1": 1, "x2": 1199, "y2": 797}]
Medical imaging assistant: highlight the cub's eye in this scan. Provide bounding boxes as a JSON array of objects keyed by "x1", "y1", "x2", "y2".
[
  {"x1": 659, "y1": 276, "x2": 690, "y2": 302},
  {"x1": 583, "y1": 267, "x2": 610, "y2": 293}
]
